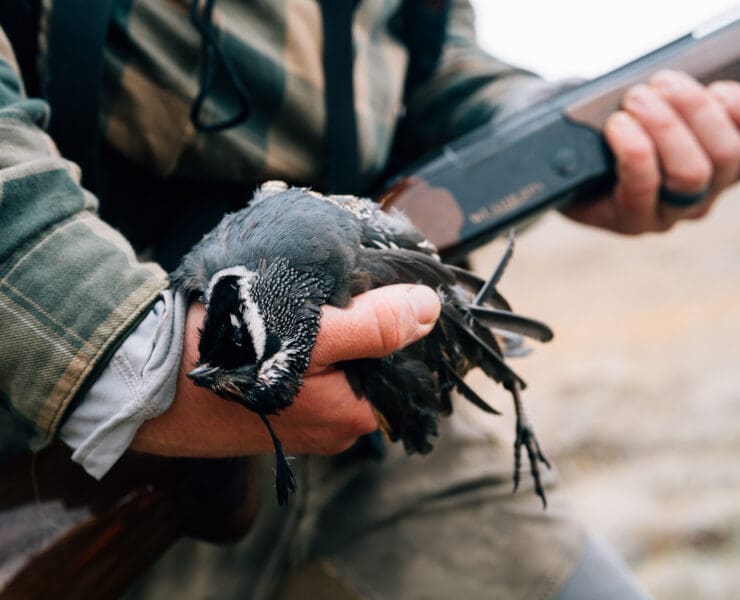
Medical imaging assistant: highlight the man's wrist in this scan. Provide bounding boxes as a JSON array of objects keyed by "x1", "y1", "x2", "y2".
[
  {"x1": 59, "y1": 290, "x2": 187, "y2": 478},
  {"x1": 130, "y1": 301, "x2": 269, "y2": 457}
]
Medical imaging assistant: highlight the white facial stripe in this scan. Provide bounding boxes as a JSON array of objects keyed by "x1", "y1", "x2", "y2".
[
  {"x1": 257, "y1": 343, "x2": 296, "y2": 384},
  {"x1": 243, "y1": 297, "x2": 266, "y2": 360},
  {"x1": 206, "y1": 266, "x2": 251, "y2": 304},
  {"x1": 233, "y1": 274, "x2": 265, "y2": 360},
  {"x1": 209, "y1": 267, "x2": 266, "y2": 359}
]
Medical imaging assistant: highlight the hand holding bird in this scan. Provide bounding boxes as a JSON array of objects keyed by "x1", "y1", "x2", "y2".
[{"x1": 129, "y1": 285, "x2": 436, "y2": 459}]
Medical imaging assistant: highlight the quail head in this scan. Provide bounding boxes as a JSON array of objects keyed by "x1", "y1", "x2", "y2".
[{"x1": 171, "y1": 181, "x2": 553, "y2": 506}]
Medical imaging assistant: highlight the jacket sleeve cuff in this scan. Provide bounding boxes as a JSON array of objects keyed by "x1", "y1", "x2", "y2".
[{"x1": 59, "y1": 290, "x2": 187, "y2": 478}]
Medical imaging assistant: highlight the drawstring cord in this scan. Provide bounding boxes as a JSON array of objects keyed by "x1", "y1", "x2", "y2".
[{"x1": 189, "y1": 0, "x2": 251, "y2": 132}]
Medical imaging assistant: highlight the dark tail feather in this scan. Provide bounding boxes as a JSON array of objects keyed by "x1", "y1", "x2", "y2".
[
  {"x1": 258, "y1": 412, "x2": 296, "y2": 506},
  {"x1": 446, "y1": 264, "x2": 485, "y2": 290},
  {"x1": 441, "y1": 358, "x2": 501, "y2": 415},
  {"x1": 343, "y1": 358, "x2": 439, "y2": 455},
  {"x1": 467, "y1": 311, "x2": 505, "y2": 356},
  {"x1": 441, "y1": 304, "x2": 526, "y2": 389},
  {"x1": 438, "y1": 381, "x2": 454, "y2": 415},
  {"x1": 343, "y1": 359, "x2": 408, "y2": 443},
  {"x1": 368, "y1": 248, "x2": 455, "y2": 288},
  {"x1": 468, "y1": 313, "x2": 529, "y2": 359},
  {"x1": 447, "y1": 265, "x2": 512, "y2": 311},
  {"x1": 466, "y1": 306, "x2": 554, "y2": 342}
]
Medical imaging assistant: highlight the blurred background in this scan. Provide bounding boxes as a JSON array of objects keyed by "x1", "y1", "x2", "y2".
[{"x1": 471, "y1": 2, "x2": 740, "y2": 598}]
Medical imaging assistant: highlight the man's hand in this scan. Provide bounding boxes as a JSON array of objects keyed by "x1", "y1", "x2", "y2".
[
  {"x1": 131, "y1": 284, "x2": 441, "y2": 458},
  {"x1": 563, "y1": 71, "x2": 740, "y2": 234}
]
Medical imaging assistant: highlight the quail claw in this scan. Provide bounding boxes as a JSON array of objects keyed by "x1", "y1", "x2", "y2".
[{"x1": 509, "y1": 381, "x2": 551, "y2": 508}]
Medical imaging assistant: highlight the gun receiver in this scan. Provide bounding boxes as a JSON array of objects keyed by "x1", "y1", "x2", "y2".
[{"x1": 381, "y1": 10, "x2": 740, "y2": 259}]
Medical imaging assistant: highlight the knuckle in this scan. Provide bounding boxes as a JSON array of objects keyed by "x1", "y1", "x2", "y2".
[
  {"x1": 675, "y1": 86, "x2": 712, "y2": 114},
  {"x1": 625, "y1": 174, "x2": 660, "y2": 197},
  {"x1": 623, "y1": 171, "x2": 660, "y2": 198},
  {"x1": 614, "y1": 132, "x2": 657, "y2": 171},
  {"x1": 620, "y1": 137, "x2": 654, "y2": 166},
  {"x1": 710, "y1": 138, "x2": 740, "y2": 171},
  {"x1": 667, "y1": 161, "x2": 712, "y2": 192},
  {"x1": 709, "y1": 80, "x2": 740, "y2": 93},
  {"x1": 649, "y1": 110, "x2": 677, "y2": 136},
  {"x1": 709, "y1": 81, "x2": 740, "y2": 107},
  {"x1": 371, "y1": 297, "x2": 404, "y2": 354}
]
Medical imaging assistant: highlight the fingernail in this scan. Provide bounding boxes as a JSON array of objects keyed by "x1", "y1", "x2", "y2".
[
  {"x1": 408, "y1": 285, "x2": 441, "y2": 326},
  {"x1": 624, "y1": 84, "x2": 653, "y2": 109},
  {"x1": 608, "y1": 111, "x2": 636, "y2": 131},
  {"x1": 651, "y1": 69, "x2": 683, "y2": 93},
  {"x1": 710, "y1": 81, "x2": 736, "y2": 106}
]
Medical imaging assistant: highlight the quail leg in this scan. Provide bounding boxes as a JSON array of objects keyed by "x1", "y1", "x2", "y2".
[
  {"x1": 257, "y1": 412, "x2": 297, "y2": 505},
  {"x1": 473, "y1": 229, "x2": 515, "y2": 306},
  {"x1": 507, "y1": 381, "x2": 551, "y2": 508}
]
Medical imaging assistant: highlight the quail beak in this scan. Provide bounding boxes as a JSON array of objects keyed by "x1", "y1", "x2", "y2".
[{"x1": 188, "y1": 364, "x2": 220, "y2": 386}]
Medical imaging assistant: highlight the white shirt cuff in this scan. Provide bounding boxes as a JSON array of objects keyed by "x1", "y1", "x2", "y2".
[{"x1": 59, "y1": 290, "x2": 187, "y2": 478}]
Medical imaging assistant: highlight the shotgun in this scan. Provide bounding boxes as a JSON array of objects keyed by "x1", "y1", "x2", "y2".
[
  {"x1": 381, "y1": 9, "x2": 740, "y2": 260},
  {"x1": 0, "y1": 443, "x2": 259, "y2": 599}
]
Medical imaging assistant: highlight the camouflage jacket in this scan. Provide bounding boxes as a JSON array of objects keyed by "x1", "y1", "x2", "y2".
[{"x1": 0, "y1": 0, "x2": 538, "y2": 451}]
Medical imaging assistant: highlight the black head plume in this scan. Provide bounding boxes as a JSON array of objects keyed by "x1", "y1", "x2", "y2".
[{"x1": 196, "y1": 274, "x2": 257, "y2": 370}]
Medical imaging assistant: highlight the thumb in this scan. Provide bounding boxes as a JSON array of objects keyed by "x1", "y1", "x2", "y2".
[{"x1": 309, "y1": 284, "x2": 441, "y2": 370}]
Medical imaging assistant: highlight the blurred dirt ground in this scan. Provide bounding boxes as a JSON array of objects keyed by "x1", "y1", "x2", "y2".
[{"x1": 470, "y1": 184, "x2": 740, "y2": 599}]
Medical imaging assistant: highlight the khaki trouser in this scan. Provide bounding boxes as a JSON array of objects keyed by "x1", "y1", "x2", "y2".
[{"x1": 125, "y1": 396, "x2": 586, "y2": 600}]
